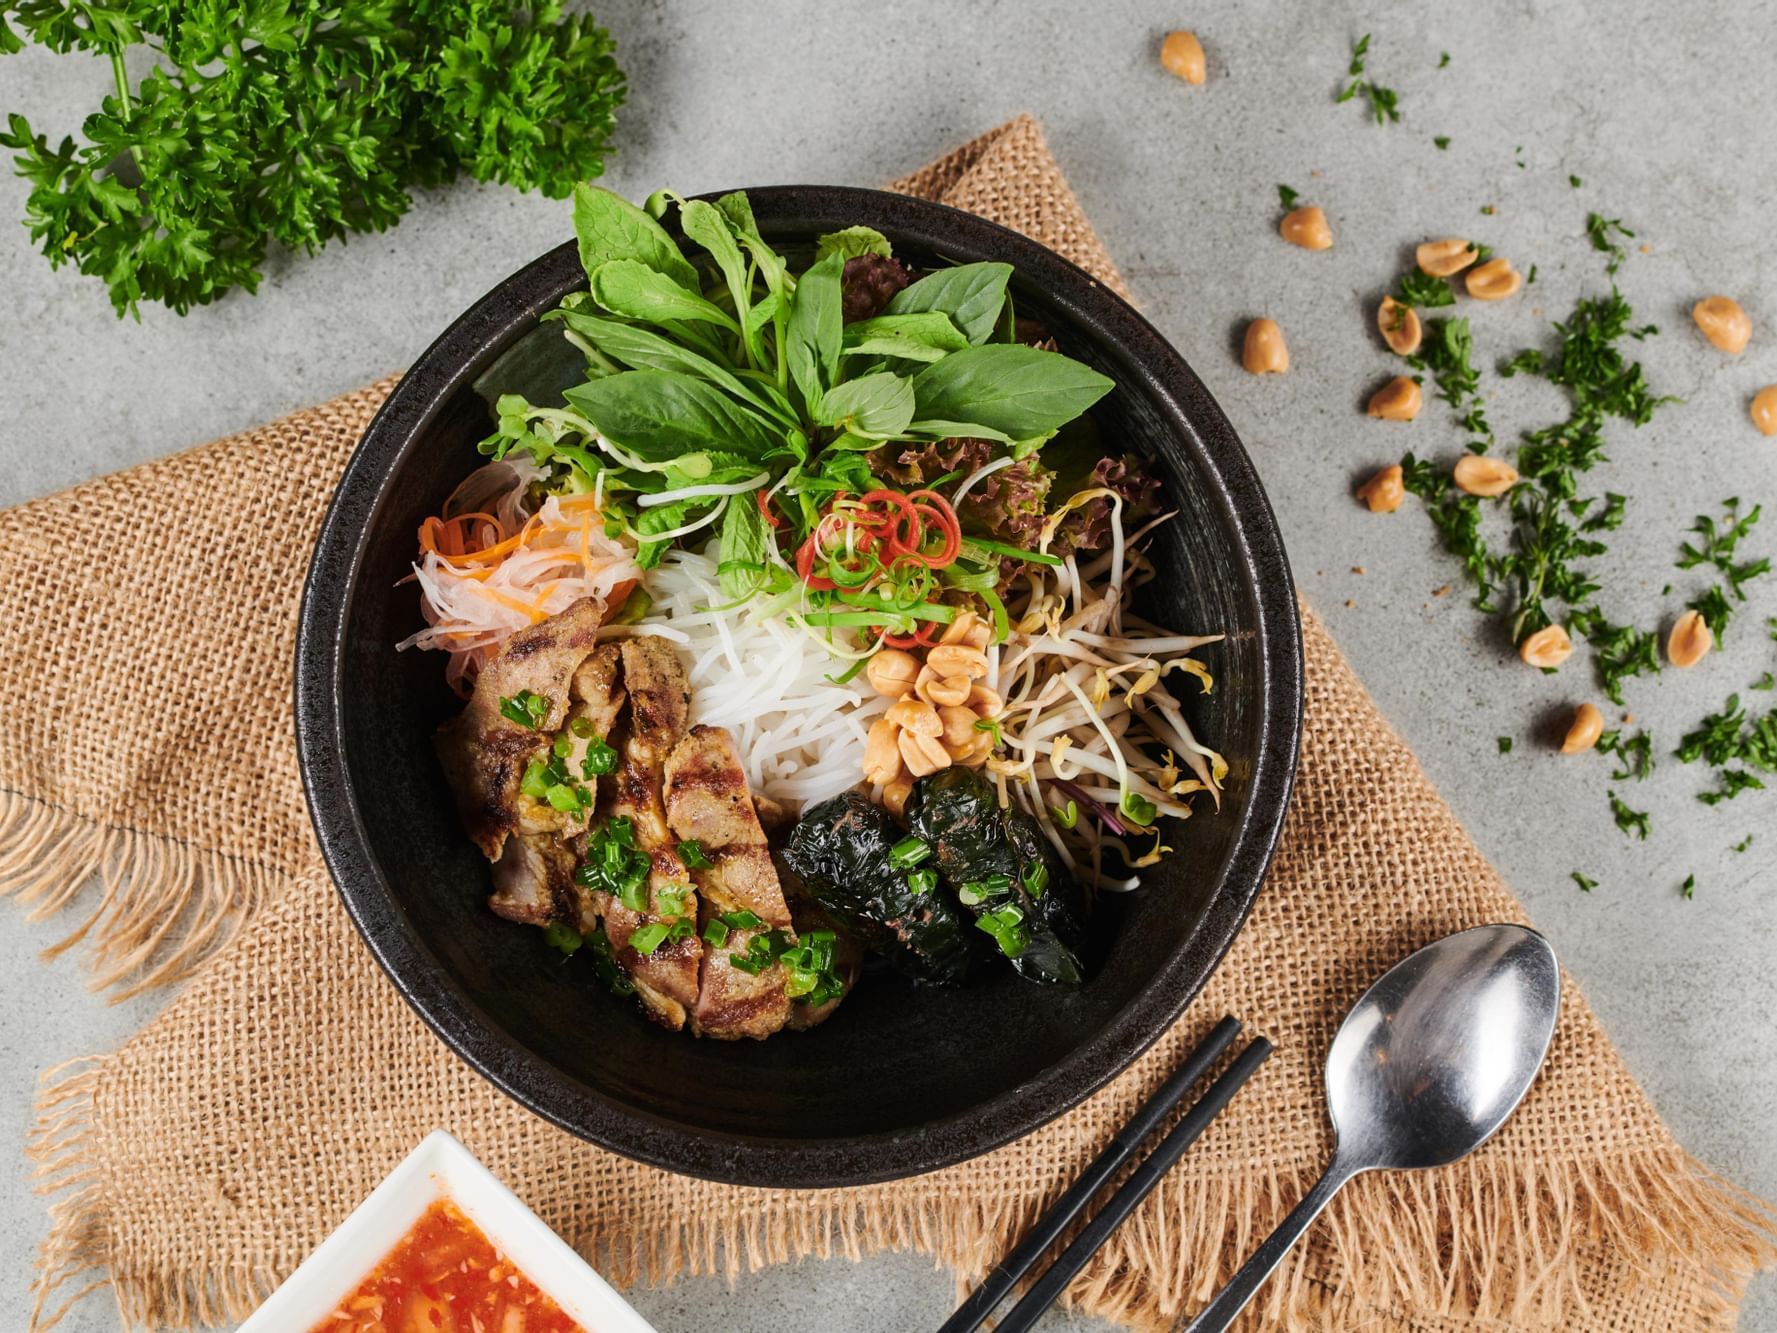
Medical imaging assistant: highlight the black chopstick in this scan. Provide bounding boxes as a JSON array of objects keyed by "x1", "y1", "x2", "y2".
[
  {"x1": 989, "y1": 1036, "x2": 1274, "y2": 1333},
  {"x1": 938, "y1": 1015, "x2": 1244, "y2": 1333}
]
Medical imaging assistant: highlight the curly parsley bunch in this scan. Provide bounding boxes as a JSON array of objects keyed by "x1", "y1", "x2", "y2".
[{"x1": 1, "y1": 0, "x2": 626, "y2": 316}]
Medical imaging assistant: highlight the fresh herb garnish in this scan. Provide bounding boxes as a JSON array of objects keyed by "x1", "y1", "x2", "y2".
[
  {"x1": 1570, "y1": 175, "x2": 1583, "y2": 189},
  {"x1": 586, "y1": 927, "x2": 635, "y2": 997},
  {"x1": 907, "y1": 868, "x2": 938, "y2": 895},
  {"x1": 630, "y1": 917, "x2": 694, "y2": 956},
  {"x1": 1407, "y1": 316, "x2": 1491, "y2": 447},
  {"x1": 577, "y1": 817, "x2": 650, "y2": 911},
  {"x1": 975, "y1": 904, "x2": 1028, "y2": 959},
  {"x1": 1439, "y1": 51, "x2": 1451, "y2": 68},
  {"x1": 1676, "y1": 692, "x2": 1777, "y2": 805},
  {"x1": 580, "y1": 736, "x2": 619, "y2": 778},
  {"x1": 888, "y1": 836, "x2": 932, "y2": 870},
  {"x1": 1733, "y1": 834, "x2": 1755, "y2": 853},
  {"x1": 1754, "y1": 672, "x2": 1776, "y2": 692},
  {"x1": 1496, "y1": 736, "x2": 1514, "y2": 754},
  {"x1": 1682, "y1": 874, "x2": 1696, "y2": 900},
  {"x1": 677, "y1": 839, "x2": 712, "y2": 869},
  {"x1": 1395, "y1": 270, "x2": 1458, "y2": 311},
  {"x1": 1, "y1": 1, "x2": 626, "y2": 316},
  {"x1": 1336, "y1": 34, "x2": 1401, "y2": 124},
  {"x1": 1608, "y1": 791, "x2": 1650, "y2": 839},
  {"x1": 1433, "y1": 136, "x2": 1451, "y2": 151},
  {"x1": 1596, "y1": 728, "x2": 1655, "y2": 781},
  {"x1": 1278, "y1": 184, "x2": 1302, "y2": 210},
  {"x1": 543, "y1": 922, "x2": 583, "y2": 956},
  {"x1": 1571, "y1": 872, "x2": 1597, "y2": 892},
  {"x1": 1585, "y1": 212, "x2": 1636, "y2": 276},
  {"x1": 500, "y1": 690, "x2": 551, "y2": 729},
  {"x1": 1677, "y1": 499, "x2": 1769, "y2": 613}
]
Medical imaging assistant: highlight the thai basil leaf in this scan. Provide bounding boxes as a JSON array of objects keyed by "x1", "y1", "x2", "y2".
[
  {"x1": 718, "y1": 492, "x2": 768, "y2": 597},
  {"x1": 786, "y1": 251, "x2": 844, "y2": 417},
  {"x1": 564, "y1": 370, "x2": 782, "y2": 460},
  {"x1": 885, "y1": 262, "x2": 1013, "y2": 345},
  {"x1": 679, "y1": 199, "x2": 758, "y2": 360},
  {"x1": 816, "y1": 225, "x2": 892, "y2": 262},
  {"x1": 841, "y1": 312, "x2": 970, "y2": 363},
  {"x1": 548, "y1": 308, "x2": 794, "y2": 426},
  {"x1": 572, "y1": 185, "x2": 699, "y2": 291},
  {"x1": 588, "y1": 260, "x2": 739, "y2": 332},
  {"x1": 816, "y1": 372, "x2": 916, "y2": 440},
  {"x1": 910, "y1": 345, "x2": 1113, "y2": 440},
  {"x1": 904, "y1": 418, "x2": 1017, "y2": 445}
]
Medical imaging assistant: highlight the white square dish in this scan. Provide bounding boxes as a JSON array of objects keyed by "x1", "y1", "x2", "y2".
[{"x1": 239, "y1": 1129, "x2": 657, "y2": 1332}]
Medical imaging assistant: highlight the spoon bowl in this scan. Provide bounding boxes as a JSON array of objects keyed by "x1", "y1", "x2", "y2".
[{"x1": 1182, "y1": 923, "x2": 1560, "y2": 1331}]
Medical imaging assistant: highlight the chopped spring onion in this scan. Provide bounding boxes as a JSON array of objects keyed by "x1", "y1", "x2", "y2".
[
  {"x1": 889, "y1": 836, "x2": 932, "y2": 869},
  {"x1": 581, "y1": 736, "x2": 618, "y2": 777},
  {"x1": 702, "y1": 918, "x2": 730, "y2": 947},
  {"x1": 499, "y1": 690, "x2": 550, "y2": 729},
  {"x1": 677, "y1": 839, "x2": 712, "y2": 869},
  {"x1": 542, "y1": 922, "x2": 583, "y2": 956},
  {"x1": 907, "y1": 868, "x2": 937, "y2": 895},
  {"x1": 976, "y1": 905, "x2": 1027, "y2": 959}
]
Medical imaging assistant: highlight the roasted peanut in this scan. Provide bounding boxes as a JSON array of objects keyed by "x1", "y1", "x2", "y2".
[
  {"x1": 886, "y1": 696, "x2": 942, "y2": 736},
  {"x1": 1377, "y1": 296, "x2": 1422, "y2": 356},
  {"x1": 1519, "y1": 624, "x2": 1574, "y2": 670},
  {"x1": 1367, "y1": 376, "x2": 1423, "y2": 421},
  {"x1": 939, "y1": 611, "x2": 981, "y2": 646},
  {"x1": 1752, "y1": 385, "x2": 1777, "y2": 437},
  {"x1": 938, "y1": 704, "x2": 980, "y2": 751},
  {"x1": 865, "y1": 648, "x2": 921, "y2": 698},
  {"x1": 882, "y1": 776, "x2": 914, "y2": 817},
  {"x1": 1280, "y1": 205, "x2": 1333, "y2": 251},
  {"x1": 961, "y1": 729, "x2": 997, "y2": 767},
  {"x1": 927, "y1": 644, "x2": 989, "y2": 680},
  {"x1": 862, "y1": 717, "x2": 903, "y2": 784},
  {"x1": 916, "y1": 665, "x2": 973, "y2": 707},
  {"x1": 899, "y1": 729, "x2": 953, "y2": 778},
  {"x1": 1465, "y1": 257, "x2": 1522, "y2": 301},
  {"x1": 1561, "y1": 702, "x2": 1604, "y2": 755},
  {"x1": 1242, "y1": 318, "x2": 1289, "y2": 374},
  {"x1": 967, "y1": 683, "x2": 1005, "y2": 716},
  {"x1": 1416, "y1": 237, "x2": 1479, "y2": 277},
  {"x1": 1692, "y1": 296, "x2": 1751, "y2": 355},
  {"x1": 1667, "y1": 609, "x2": 1713, "y2": 668},
  {"x1": 1453, "y1": 454, "x2": 1519, "y2": 497},
  {"x1": 1357, "y1": 464, "x2": 1405, "y2": 513},
  {"x1": 1159, "y1": 29, "x2": 1206, "y2": 84}
]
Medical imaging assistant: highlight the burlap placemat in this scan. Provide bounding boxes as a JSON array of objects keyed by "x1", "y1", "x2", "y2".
[{"x1": 6, "y1": 116, "x2": 1775, "y2": 1332}]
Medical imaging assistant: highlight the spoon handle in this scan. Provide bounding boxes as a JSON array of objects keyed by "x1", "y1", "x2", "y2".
[{"x1": 1177, "y1": 1156, "x2": 1359, "y2": 1332}]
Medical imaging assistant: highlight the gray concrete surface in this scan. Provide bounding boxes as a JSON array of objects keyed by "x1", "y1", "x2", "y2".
[{"x1": 3, "y1": 0, "x2": 1775, "y2": 1327}]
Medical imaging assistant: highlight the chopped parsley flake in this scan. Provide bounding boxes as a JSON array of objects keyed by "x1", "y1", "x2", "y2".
[
  {"x1": 1434, "y1": 135, "x2": 1451, "y2": 151},
  {"x1": 1571, "y1": 871, "x2": 1597, "y2": 892},
  {"x1": 1278, "y1": 183, "x2": 1301, "y2": 210},
  {"x1": 1570, "y1": 175, "x2": 1583, "y2": 188},
  {"x1": 1682, "y1": 874, "x2": 1696, "y2": 900},
  {"x1": 1596, "y1": 728, "x2": 1655, "y2": 781},
  {"x1": 1608, "y1": 791, "x2": 1650, "y2": 839},
  {"x1": 1496, "y1": 736, "x2": 1514, "y2": 754},
  {"x1": 1585, "y1": 212, "x2": 1636, "y2": 276},
  {"x1": 1336, "y1": 33, "x2": 1401, "y2": 124}
]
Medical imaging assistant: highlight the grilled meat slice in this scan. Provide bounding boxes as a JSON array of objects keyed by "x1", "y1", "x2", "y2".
[
  {"x1": 436, "y1": 598, "x2": 607, "y2": 861},
  {"x1": 592, "y1": 639, "x2": 701, "y2": 1030},
  {"x1": 488, "y1": 834, "x2": 577, "y2": 926},
  {"x1": 665, "y1": 724, "x2": 797, "y2": 1039},
  {"x1": 664, "y1": 725, "x2": 793, "y2": 929}
]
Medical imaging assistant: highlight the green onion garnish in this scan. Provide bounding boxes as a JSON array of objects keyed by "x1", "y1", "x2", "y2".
[
  {"x1": 677, "y1": 839, "x2": 712, "y2": 869},
  {"x1": 581, "y1": 736, "x2": 618, "y2": 777},
  {"x1": 907, "y1": 868, "x2": 937, "y2": 895},
  {"x1": 569, "y1": 716, "x2": 596, "y2": 739},
  {"x1": 654, "y1": 885, "x2": 693, "y2": 917},
  {"x1": 975, "y1": 905, "x2": 1027, "y2": 959},
  {"x1": 702, "y1": 919, "x2": 730, "y2": 947},
  {"x1": 1021, "y1": 862, "x2": 1049, "y2": 899},
  {"x1": 542, "y1": 922, "x2": 583, "y2": 956},
  {"x1": 720, "y1": 909, "x2": 765, "y2": 930},
  {"x1": 498, "y1": 690, "x2": 551, "y2": 730},
  {"x1": 628, "y1": 922, "x2": 671, "y2": 955},
  {"x1": 1120, "y1": 791, "x2": 1159, "y2": 826},
  {"x1": 889, "y1": 836, "x2": 932, "y2": 869},
  {"x1": 552, "y1": 734, "x2": 574, "y2": 758}
]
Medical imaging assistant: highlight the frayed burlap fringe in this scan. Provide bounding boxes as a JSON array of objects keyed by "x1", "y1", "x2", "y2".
[
  {"x1": 0, "y1": 789, "x2": 281, "y2": 1000},
  {"x1": 27, "y1": 1034, "x2": 1776, "y2": 1333}
]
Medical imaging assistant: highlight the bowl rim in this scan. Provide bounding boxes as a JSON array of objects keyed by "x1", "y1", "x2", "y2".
[{"x1": 294, "y1": 183, "x2": 1303, "y2": 1188}]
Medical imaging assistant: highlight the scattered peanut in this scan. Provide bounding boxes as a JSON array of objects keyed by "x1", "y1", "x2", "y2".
[
  {"x1": 1519, "y1": 624, "x2": 1574, "y2": 670},
  {"x1": 862, "y1": 717, "x2": 904, "y2": 784},
  {"x1": 1666, "y1": 609, "x2": 1713, "y2": 668},
  {"x1": 1561, "y1": 703, "x2": 1604, "y2": 755},
  {"x1": 1692, "y1": 296, "x2": 1751, "y2": 355},
  {"x1": 939, "y1": 610, "x2": 990, "y2": 649},
  {"x1": 886, "y1": 696, "x2": 942, "y2": 737},
  {"x1": 1241, "y1": 318, "x2": 1289, "y2": 374},
  {"x1": 927, "y1": 644, "x2": 990, "y2": 680},
  {"x1": 1753, "y1": 385, "x2": 1777, "y2": 437},
  {"x1": 938, "y1": 704, "x2": 980, "y2": 751},
  {"x1": 882, "y1": 776, "x2": 914, "y2": 817},
  {"x1": 1367, "y1": 376, "x2": 1423, "y2": 421},
  {"x1": 966, "y1": 682, "x2": 1005, "y2": 716},
  {"x1": 865, "y1": 648, "x2": 921, "y2": 698},
  {"x1": 917, "y1": 667, "x2": 973, "y2": 708},
  {"x1": 1377, "y1": 296, "x2": 1422, "y2": 356},
  {"x1": 1159, "y1": 29, "x2": 1206, "y2": 84},
  {"x1": 1357, "y1": 464, "x2": 1405, "y2": 513},
  {"x1": 898, "y1": 729, "x2": 953, "y2": 778},
  {"x1": 1280, "y1": 205, "x2": 1333, "y2": 251},
  {"x1": 1453, "y1": 454, "x2": 1520, "y2": 497},
  {"x1": 1465, "y1": 257, "x2": 1523, "y2": 301},
  {"x1": 1416, "y1": 237, "x2": 1479, "y2": 277}
]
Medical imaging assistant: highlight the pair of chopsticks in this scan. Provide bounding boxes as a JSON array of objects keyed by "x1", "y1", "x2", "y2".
[{"x1": 939, "y1": 1016, "x2": 1271, "y2": 1333}]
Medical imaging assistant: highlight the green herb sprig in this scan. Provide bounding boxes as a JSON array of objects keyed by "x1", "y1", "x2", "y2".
[{"x1": 1336, "y1": 34, "x2": 1401, "y2": 124}]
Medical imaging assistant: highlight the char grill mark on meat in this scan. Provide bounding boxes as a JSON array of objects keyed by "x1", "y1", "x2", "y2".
[
  {"x1": 664, "y1": 724, "x2": 797, "y2": 1040},
  {"x1": 435, "y1": 598, "x2": 607, "y2": 861},
  {"x1": 594, "y1": 639, "x2": 701, "y2": 1030},
  {"x1": 489, "y1": 834, "x2": 577, "y2": 926}
]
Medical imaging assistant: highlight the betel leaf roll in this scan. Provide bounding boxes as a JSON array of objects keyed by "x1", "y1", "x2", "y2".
[
  {"x1": 905, "y1": 768, "x2": 1086, "y2": 985},
  {"x1": 782, "y1": 792, "x2": 981, "y2": 985}
]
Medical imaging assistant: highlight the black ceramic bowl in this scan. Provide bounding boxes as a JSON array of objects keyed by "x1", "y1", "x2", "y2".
[{"x1": 295, "y1": 185, "x2": 1301, "y2": 1188}]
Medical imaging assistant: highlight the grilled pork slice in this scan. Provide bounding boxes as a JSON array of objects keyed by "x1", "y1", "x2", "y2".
[
  {"x1": 436, "y1": 598, "x2": 607, "y2": 862},
  {"x1": 488, "y1": 834, "x2": 577, "y2": 926},
  {"x1": 665, "y1": 724, "x2": 797, "y2": 1039},
  {"x1": 594, "y1": 640, "x2": 701, "y2": 1030}
]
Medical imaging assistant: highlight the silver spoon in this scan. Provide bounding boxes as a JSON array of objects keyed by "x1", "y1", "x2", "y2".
[{"x1": 1180, "y1": 923, "x2": 1560, "y2": 1332}]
